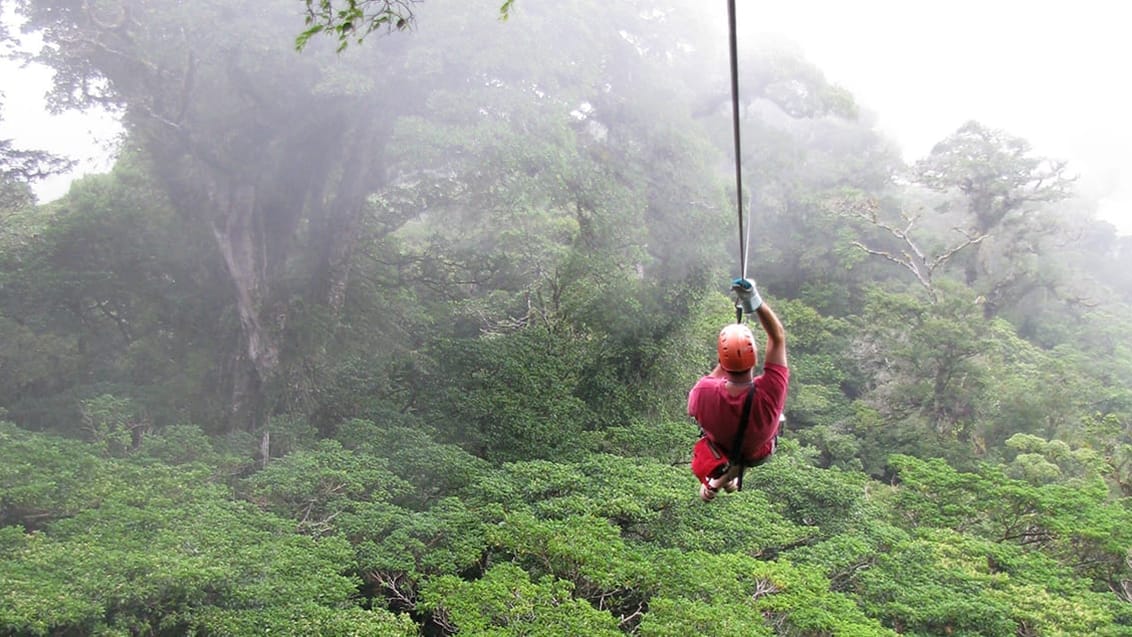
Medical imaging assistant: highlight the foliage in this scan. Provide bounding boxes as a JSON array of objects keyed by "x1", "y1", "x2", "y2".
[
  {"x1": 4, "y1": 412, "x2": 1132, "y2": 635},
  {"x1": 0, "y1": 426, "x2": 416, "y2": 635},
  {"x1": 0, "y1": 157, "x2": 228, "y2": 431},
  {"x1": 0, "y1": 132, "x2": 73, "y2": 209},
  {"x1": 244, "y1": 439, "x2": 411, "y2": 533},
  {"x1": 3, "y1": 0, "x2": 1132, "y2": 633},
  {"x1": 0, "y1": 422, "x2": 116, "y2": 530},
  {"x1": 135, "y1": 423, "x2": 228, "y2": 467},
  {"x1": 852, "y1": 529, "x2": 1131, "y2": 636},
  {"x1": 79, "y1": 393, "x2": 143, "y2": 457},
  {"x1": 888, "y1": 453, "x2": 1132, "y2": 592},
  {"x1": 297, "y1": 0, "x2": 516, "y2": 51},
  {"x1": 420, "y1": 563, "x2": 623, "y2": 636},
  {"x1": 334, "y1": 417, "x2": 494, "y2": 502},
  {"x1": 423, "y1": 328, "x2": 595, "y2": 461}
]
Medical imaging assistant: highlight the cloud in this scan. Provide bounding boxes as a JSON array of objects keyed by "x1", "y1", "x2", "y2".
[
  {"x1": 747, "y1": 0, "x2": 1132, "y2": 233},
  {"x1": 2, "y1": 0, "x2": 1129, "y2": 233}
]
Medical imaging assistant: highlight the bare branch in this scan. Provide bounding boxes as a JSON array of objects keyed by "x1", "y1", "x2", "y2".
[
  {"x1": 373, "y1": 570, "x2": 416, "y2": 608},
  {"x1": 618, "y1": 602, "x2": 645, "y2": 629},
  {"x1": 751, "y1": 577, "x2": 780, "y2": 600},
  {"x1": 930, "y1": 227, "x2": 987, "y2": 270},
  {"x1": 839, "y1": 196, "x2": 987, "y2": 303}
]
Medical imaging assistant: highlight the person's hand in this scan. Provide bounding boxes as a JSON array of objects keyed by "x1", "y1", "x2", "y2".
[{"x1": 730, "y1": 277, "x2": 763, "y2": 313}]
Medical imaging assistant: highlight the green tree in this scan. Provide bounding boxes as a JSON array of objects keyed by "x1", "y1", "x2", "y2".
[
  {"x1": 0, "y1": 156, "x2": 229, "y2": 431},
  {"x1": 243, "y1": 438, "x2": 411, "y2": 535},
  {"x1": 421, "y1": 563, "x2": 623, "y2": 636},
  {"x1": 424, "y1": 328, "x2": 594, "y2": 461},
  {"x1": 0, "y1": 422, "x2": 116, "y2": 530},
  {"x1": 889, "y1": 453, "x2": 1132, "y2": 597},
  {"x1": 0, "y1": 424, "x2": 415, "y2": 635},
  {"x1": 769, "y1": 299, "x2": 858, "y2": 468},
  {"x1": 850, "y1": 287, "x2": 994, "y2": 467},
  {"x1": 914, "y1": 121, "x2": 1073, "y2": 241},
  {"x1": 297, "y1": 0, "x2": 517, "y2": 50},
  {"x1": 1083, "y1": 412, "x2": 1132, "y2": 496},
  {"x1": 913, "y1": 121, "x2": 1075, "y2": 318},
  {"x1": 9, "y1": 0, "x2": 429, "y2": 435}
]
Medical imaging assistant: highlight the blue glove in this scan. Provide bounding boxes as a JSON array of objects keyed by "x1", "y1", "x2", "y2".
[{"x1": 731, "y1": 277, "x2": 763, "y2": 314}]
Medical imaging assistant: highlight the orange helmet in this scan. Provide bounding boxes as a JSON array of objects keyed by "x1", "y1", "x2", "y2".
[{"x1": 718, "y1": 324, "x2": 757, "y2": 372}]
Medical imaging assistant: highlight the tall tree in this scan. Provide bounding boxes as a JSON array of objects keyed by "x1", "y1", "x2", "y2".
[
  {"x1": 912, "y1": 121, "x2": 1075, "y2": 317},
  {"x1": 0, "y1": 154, "x2": 232, "y2": 431},
  {"x1": 357, "y1": 0, "x2": 740, "y2": 433},
  {"x1": 7, "y1": 0, "x2": 426, "y2": 435}
]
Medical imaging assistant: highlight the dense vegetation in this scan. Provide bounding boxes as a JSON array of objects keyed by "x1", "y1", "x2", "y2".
[{"x1": 2, "y1": 0, "x2": 1131, "y2": 634}]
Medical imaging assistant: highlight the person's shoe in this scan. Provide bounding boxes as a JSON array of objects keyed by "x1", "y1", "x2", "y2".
[
  {"x1": 699, "y1": 483, "x2": 718, "y2": 502},
  {"x1": 708, "y1": 472, "x2": 734, "y2": 492}
]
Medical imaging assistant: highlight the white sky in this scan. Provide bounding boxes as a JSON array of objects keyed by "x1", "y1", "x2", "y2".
[
  {"x1": 1, "y1": 0, "x2": 1130, "y2": 234},
  {"x1": 745, "y1": 0, "x2": 1132, "y2": 234},
  {"x1": 0, "y1": 57, "x2": 121, "y2": 199}
]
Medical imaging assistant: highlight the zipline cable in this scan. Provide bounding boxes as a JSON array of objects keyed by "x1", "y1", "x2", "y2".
[
  {"x1": 727, "y1": 0, "x2": 749, "y2": 325},
  {"x1": 743, "y1": 190, "x2": 753, "y2": 279},
  {"x1": 727, "y1": 0, "x2": 746, "y2": 283}
]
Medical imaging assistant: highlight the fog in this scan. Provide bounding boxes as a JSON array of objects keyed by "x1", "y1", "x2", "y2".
[
  {"x1": 2, "y1": 4, "x2": 1131, "y2": 632},
  {"x1": 747, "y1": 0, "x2": 1132, "y2": 234},
  {"x1": 3, "y1": 0, "x2": 1129, "y2": 233}
]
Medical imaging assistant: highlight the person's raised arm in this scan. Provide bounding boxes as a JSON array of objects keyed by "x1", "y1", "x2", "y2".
[
  {"x1": 731, "y1": 277, "x2": 786, "y2": 368},
  {"x1": 754, "y1": 302, "x2": 786, "y2": 367}
]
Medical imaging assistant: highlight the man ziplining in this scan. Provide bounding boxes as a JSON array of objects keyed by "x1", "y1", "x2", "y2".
[
  {"x1": 684, "y1": 0, "x2": 788, "y2": 502},
  {"x1": 688, "y1": 278, "x2": 789, "y2": 502}
]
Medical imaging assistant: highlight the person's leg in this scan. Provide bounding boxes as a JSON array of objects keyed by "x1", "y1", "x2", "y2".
[
  {"x1": 691, "y1": 438, "x2": 729, "y2": 501},
  {"x1": 710, "y1": 463, "x2": 742, "y2": 491}
]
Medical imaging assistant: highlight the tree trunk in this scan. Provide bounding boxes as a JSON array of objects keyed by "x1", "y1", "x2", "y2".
[
  {"x1": 314, "y1": 125, "x2": 386, "y2": 317},
  {"x1": 206, "y1": 179, "x2": 282, "y2": 432}
]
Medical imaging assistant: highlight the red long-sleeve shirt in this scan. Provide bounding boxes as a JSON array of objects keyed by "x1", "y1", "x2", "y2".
[{"x1": 687, "y1": 363, "x2": 789, "y2": 461}]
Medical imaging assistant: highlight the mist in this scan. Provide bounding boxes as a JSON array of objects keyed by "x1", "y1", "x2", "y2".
[{"x1": 1, "y1": 0, "x2": 1131, "y2": 634}]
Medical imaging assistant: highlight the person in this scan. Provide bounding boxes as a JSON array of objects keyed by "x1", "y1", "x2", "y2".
[{"x1": 687, "y1": 278, "x2": 788, "y2": 502}]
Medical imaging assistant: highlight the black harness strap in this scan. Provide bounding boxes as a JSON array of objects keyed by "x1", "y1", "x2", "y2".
[{"x1": 728, "y1": 381, "x2": 757, "y2": 492}]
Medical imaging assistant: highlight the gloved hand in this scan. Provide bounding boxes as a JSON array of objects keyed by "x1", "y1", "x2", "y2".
[{"x1": 730, "y1": 277, "x2": 763, "y2": 314}]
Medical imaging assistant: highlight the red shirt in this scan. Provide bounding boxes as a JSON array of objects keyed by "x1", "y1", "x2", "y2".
[{"x1": 687, "y1": 363, "x2": 789, "y2": 461}]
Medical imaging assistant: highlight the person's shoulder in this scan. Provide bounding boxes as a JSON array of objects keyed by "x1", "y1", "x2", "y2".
[
  {"x1": 692, "y1": 375, "x2": 725, "y2": 390},
  {"x1": 759, "y1": 363, "x2": 789, "y2": 384}
]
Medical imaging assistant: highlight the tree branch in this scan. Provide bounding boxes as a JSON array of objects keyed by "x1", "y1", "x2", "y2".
[{"x1": 839, "y1": 197, "x2": 987, "y2": 303}]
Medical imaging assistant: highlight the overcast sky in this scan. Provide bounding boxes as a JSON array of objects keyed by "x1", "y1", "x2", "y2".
[
  {"x1": 746, "y1": 0, "x2": 1131, "y2": 234},
  {"x1": 2, "y1": 0, "x2": 1129, "y2": 234}
]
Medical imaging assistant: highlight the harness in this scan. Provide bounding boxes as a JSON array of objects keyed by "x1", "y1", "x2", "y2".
[{"x1": 703, "y1": 379, "x2": 758, "y2": 492}]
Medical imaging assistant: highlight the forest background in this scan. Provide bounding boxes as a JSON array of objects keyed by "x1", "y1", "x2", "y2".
[{"x1": 2, "y1": 0, "x2": 1132, "y2": 634}]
